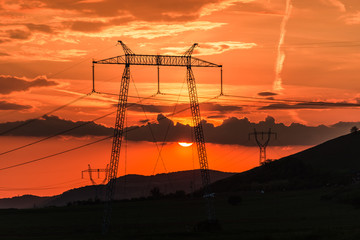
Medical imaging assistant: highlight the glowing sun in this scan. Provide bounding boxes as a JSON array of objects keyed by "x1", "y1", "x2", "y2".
[{"x1": 178, "y1": 142, "x2": 193, "y2": 147}]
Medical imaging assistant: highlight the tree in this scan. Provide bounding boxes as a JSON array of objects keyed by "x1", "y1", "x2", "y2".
[
  {"x1": 351, "y1": 126, "x2": 359, "y2": 134},
  {"x1": 150, "y1": 187, "x2": 163, "y2": 199}
]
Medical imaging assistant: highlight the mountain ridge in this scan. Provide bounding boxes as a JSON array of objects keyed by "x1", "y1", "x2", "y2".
[{"x1": 0, "y1": 169, "x2": 235, "y2": 209}]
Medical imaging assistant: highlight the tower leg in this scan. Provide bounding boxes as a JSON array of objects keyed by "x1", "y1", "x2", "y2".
[
  {"x1": 260, "y1": 146, "x2": 266, "y2": 165},
  {"x1": 102, "y1": 64, "x2": 130, "y2": 234},
  {"x1": 186, "y1": 66, "x2": 215, "y2": 222}
]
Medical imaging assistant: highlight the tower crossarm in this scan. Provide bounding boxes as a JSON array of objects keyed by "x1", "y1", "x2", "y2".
[{"x1": 93, "y1": 54, "x2": 221, "y2": 68}]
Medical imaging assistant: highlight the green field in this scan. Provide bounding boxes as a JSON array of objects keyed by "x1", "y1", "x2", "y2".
[{"x1": 2, "y1": 187, "x2": 360, "y2": 240}]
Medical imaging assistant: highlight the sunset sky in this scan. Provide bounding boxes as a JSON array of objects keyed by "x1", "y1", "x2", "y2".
[{"x1": 1, "y1": 0, "x2": 360, "y2": 198}]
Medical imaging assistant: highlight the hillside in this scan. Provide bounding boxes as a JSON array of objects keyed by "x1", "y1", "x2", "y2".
[
  {"x1": 0, "y1": 169, "x2": 235, "y2": 209},
  {"x1": 211, "y1": 132, "x2": 360, "y2": 192},
  {"x1": 0, "y1": 195, "x2": 51, "y2": 209}
]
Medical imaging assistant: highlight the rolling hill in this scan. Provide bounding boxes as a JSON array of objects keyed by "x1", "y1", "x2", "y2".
[
  {"x1": 0, "y1": 169, "x2": 235, "y2": 209},
  {"x1": 211, "y1": 132, "x2": 360, "y2": 192}
]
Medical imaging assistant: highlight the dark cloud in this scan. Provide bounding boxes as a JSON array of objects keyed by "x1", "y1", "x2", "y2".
[
  {"x1": 126, "y1": 114, "x2": 358, "y2": 146},
  {"x1": 0, "y1": 52, "x2": 9, "y2": 56},
  {"x1": 6, "y1": 29, "x2": 32, "y2": 40},
  {"x1": 207, "y1": 115, "x2": 226, "y2": 119},
  {"x1": 0, "y1": 75, "x2": 58, "y2": 94},
  {"x1": 259, "y1": 102, "x2": 360, "y2": 110},
  {"x1": 25, "y1": 23, "x2": 53, "y2": 33},
  {"x1": 0, "y1": 39, "x2": 10, "y2": 44},
  {"x1": 0, "y1": 101, "x2": 31, "y2": 110},
  {"x1": 127, "y1": 103, "x2": 175, "y2": 113},
  {"x1": 2, "y1": 114, "x2": 359, "y2": 146},
  {"x1": 67, "y1": 17, "x2": 134, "y2": 33},
  {"x1": 0, "y1": 115, "x2": 112, "y2": 137},
  {"x1": 35, "y1": 0, "x2": 220, "y2": 21},
  {"x1": 257, "y1": 91, "x2": 278, "y2": 97},
  {"x1": 1, "y1": 24, "x2": 53, "y2": 44},
  {"x1": 206, "y1": 103, "x2": 243, "y2": 113},
  {"x1": 69, "y1": 20, "x2": 108, "y2": 33},
  {"x1": 125, "y1": 102, "x2": 243, "y2": 115}
]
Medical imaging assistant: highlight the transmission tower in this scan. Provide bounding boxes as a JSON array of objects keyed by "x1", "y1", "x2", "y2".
[
  {"x1": 82, "y1": 164, "x2": 109, "y2": 201},
  {"x1": 93, "y1": 41, "x2": 222, "y2": 234},
  {"x1": 81, "y1": 164, "x2": 109, "y2": 185},
  {"x1": 249, "y1": 128, "x2": 277, "y2": 165}
]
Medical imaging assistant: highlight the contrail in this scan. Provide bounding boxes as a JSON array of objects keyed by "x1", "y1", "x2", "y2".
[{"x1": 273, "y1": 0, "x2": 293, "y2": 91}]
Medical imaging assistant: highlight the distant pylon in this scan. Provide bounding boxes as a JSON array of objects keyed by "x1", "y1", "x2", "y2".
[
  {"x1": 249, "y1": 128, "x2": 277, "y2": 165},
  {"x1": 81, "y1": 164, "x2": 109, "y2": 185}
]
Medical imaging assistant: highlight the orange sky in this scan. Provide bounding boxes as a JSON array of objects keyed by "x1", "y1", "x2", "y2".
[{"x1": 0, "y1": 0, "x2": 360, "y2": 198}]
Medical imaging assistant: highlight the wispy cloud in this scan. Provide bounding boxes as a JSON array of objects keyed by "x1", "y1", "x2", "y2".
[
  {"x1": 273, "y1": 0, "x2": 292, "y2": 92},
  {"x1": 259, "y1": 101, "x2": 360, "y2": 110},
  {"x1": 322, "y1": 0, "x2": 346, "y2": 12},
  {"x1": 103, "y1": 21, "x2": 226, "y2": 39},
  {"x1": 257, "y1": 91, "x2": 278, "y2": 97},
  {"x1": 0, "y1": 46, "x2": 88, "y2": 61},
  {"x1": 161, "y1": 41, "x2": 256, "y2": 55},
  {"x1": 343, "y1": 11, "x2": 360, "y2": 24},
  {"x1": 200, "y1": 0, "x2": 255, "y2": 17}
]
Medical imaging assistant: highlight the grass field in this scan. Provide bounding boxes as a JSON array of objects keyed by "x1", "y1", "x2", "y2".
[{"x1": 1, "y1": 188, "x2": 360, "y2": 240}]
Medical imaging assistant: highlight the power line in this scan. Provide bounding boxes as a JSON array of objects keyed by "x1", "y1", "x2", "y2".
[
  {"x1": 0, "y1": 94, "x2": 220, "y2": 172},
  {"x1": 0, "y1": 93, "x2": 91, "y2": 136},
  {"x1": 0, "y1": 94, "x2": 155, "y2": 157},
  {"x1": 0, "y1": 136, "x2": 112, "y2": 171}
]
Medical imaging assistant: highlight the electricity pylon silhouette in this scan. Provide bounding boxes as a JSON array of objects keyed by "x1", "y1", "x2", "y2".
[
  {"x1": 81, "y1": 164, "x2": 109, "y2": 185},
  {"x1": 249, "y1": 128, "x2": 277, "y2": 165},
  {"x1": 82, "y1": 164, "x2": 109, "y2": 201},
  {"x1": 93, "y1": 41, "x2": 222, "y2": 234}
]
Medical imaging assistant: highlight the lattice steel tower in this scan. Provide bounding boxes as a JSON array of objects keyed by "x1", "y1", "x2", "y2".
[
  {"x1": 81, "y1": 164, "x2": 109, "y2": 185},
  {"x1": 249, "y1": 128, "x2": 277, "y2": 165},
  {"x1": 93, "y1": 41, "x2": 222, "y2": 234}
]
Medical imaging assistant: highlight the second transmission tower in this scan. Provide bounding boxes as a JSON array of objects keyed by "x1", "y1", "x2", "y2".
[{"x1": 249, "y1": 128, "x2": 277, "y2": 165}]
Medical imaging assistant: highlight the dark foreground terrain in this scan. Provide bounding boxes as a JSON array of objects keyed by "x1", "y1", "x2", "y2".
[{"x1": 2, "y1": 186, "x2": 360, "y2": 240}]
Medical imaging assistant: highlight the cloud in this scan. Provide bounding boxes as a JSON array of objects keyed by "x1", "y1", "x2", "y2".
[
  {"x1": 207, "y1": 114, "x2": 226, "y2": 119},
  {"x1": 125, "y1": 114, "x2": 359, "y2": 146},
  {"x1": 200, "y1": 0, "x2": 256, "y2": 17},
  {"x1": 162, "y1": 41, "x2": 256, "y2": 55},
  {"x1": 0, "y1": 115, "x2": 113, "y2": 137},
  {"x1": 66, "y1": 16, "x2": 134, "y2": 33},
  {"x1": 0, "y1": 47, "x2": 88, "y2": 61},
  {"x1": 202, "y1": 102, "x2": 243, "y2": 113},
  {"x1": 257, "y1": 91, "x2": 278, "y2": 97},
  {"x1": 0, "y1": 0, "x2": 240, "y2": 48},
  {"x1": 259, "y1": 101, "x2": 360, "y2": 110},
  {"x1": 125, "y1": 102, "x2": 243, "y2": 114},
  {"x1": 321, "y1": 0, "x2": 346, "y2": 12},
  {"x1": 35, "y1": 0, "x2": 239, "y2": 20},
  {"x1": 2, "y1": 114, "x2": 359, "y2": 147},
  {"x1": 343, "y1": 11, "x2": 360, "y2": 24},
  {"x1": 25, "y1": 23, "x2": 53, "y2": 33},
  {"x1": 127, "y1": 103, "x2": 174, "y2": 113},
  {"x1": 0, "y1": 101, "x2": 31, "y2": 110},
  {"x1": 87, "y1": 21, "x2": 226, "y2": 39},
  {"x1": 6, "y1": 29, "x2": 32, "y2": 40},
  {"x1": 0, "y1": 75, "x2": 58, "y2": 94},
  {"x1": 229, "y1": 1, "x2": 284, "y2": 16},
  {"x1": 0, "y1": 52, "x2": 9, "y2": 56}
]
